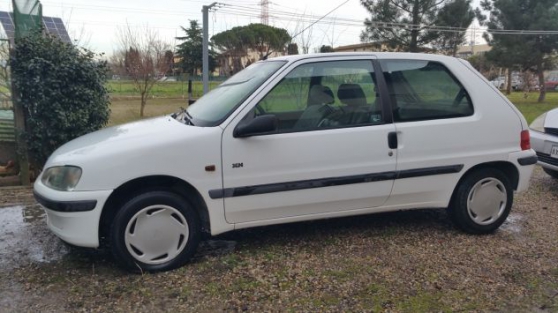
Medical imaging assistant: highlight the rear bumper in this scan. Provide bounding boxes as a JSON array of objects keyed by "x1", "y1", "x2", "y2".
[
  {"x1": 34, "y1": 180, "x2": 112, "y2": 248},
  {"x1": 508, "y1": 150, "x2": 537, "y2": 192},
  {"x1": 531, "y1": 130, "x2": 558, "y2": 171}
]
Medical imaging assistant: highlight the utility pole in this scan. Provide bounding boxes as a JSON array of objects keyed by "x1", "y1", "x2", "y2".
[{"x1": 202, "y1": 2, "x2": 218, "y2": 95}]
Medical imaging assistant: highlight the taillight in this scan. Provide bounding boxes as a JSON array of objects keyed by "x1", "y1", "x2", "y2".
[{"x1": 521, "y1": 130, "x2": 531, "y2": 150}]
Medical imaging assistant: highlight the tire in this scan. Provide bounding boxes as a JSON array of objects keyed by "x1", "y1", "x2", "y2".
[
  {"x1": 448, "y1": 168, "x2": 513, "y2": 234},
  {"x1": 543, "y1": 168, "x2": 558, "y2": 179},
  {"x1": 110, "y1": 190, "x2": 201, "y2": 272}
]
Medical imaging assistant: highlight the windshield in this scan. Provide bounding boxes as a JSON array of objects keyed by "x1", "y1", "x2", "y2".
[{"x1": 185, "y1": 61, "x2": 286, "y2": 126}]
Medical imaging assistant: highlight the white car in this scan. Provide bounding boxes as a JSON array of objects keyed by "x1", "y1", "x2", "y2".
[
  {"x1": 530, "y1": 108, "x2": 558, "y2": 178},
  {"x1": 34, "y1": 53, "x2": 537, "y2": 272}
]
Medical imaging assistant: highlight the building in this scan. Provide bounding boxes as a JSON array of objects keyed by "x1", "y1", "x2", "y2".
[{"x1": 456, "y1": 44, "x2": 492, "y2": 58}]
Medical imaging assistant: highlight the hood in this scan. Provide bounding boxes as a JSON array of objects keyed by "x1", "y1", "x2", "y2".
[{"x1": 47, "y1": 116, "x2": 209, "y2": 166}]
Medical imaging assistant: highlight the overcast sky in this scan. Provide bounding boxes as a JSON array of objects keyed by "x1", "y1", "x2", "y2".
[{"x1": 0, "y1": 0, "x2": 484, "y2": 56}]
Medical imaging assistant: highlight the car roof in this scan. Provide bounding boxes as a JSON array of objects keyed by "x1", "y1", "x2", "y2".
[{"x1": 267, "y1": 52, "x2": 461, "y2": 63}]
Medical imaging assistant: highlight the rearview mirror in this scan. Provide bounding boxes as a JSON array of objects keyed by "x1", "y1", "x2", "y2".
[{"x1": 234, "y1": 115, "x2": 278, "y2": 138}]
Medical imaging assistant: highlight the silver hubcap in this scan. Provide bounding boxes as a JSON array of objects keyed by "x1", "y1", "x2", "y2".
[
  {"x1": 467, "y1": 178, "x2": 507, "y2": 225},
  {"x1": 125, "y1": 205, "x2": 189, "y2": 265}
]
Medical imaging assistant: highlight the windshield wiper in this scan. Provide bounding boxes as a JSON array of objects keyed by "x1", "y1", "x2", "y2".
[
  {"x1": 172, "y1": 107, "x2": 195, "y2": 126},
  {"x1": 184, "y1": 110, "x2": 195, "y2": 126}
]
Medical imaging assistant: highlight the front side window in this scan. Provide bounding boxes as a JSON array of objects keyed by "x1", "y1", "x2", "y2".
[
  {"x1": 186, "y1": 61, "x2": 286, "y2": 126},
  {"x1": 379, "y1": 60, "x2": 473, "y2": 122},
  {"x1": 250, "y1": 60, "x2": 382, "y2": 133}
]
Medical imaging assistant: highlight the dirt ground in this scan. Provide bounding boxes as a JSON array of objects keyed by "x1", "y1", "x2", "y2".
[{"x1": 1, "y1": 168, "x2": 558, "y2": 312}]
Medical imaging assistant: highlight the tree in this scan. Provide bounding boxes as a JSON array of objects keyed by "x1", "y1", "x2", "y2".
[
  {"x1": 175, "y1": 20, "x2": 216, "y2": 76},
  {"x1": 478, "y1": 0, "x2": 558, "y2": 102},
  {"x1": 360, "y1": 0, "x2": 446, "y2": 52},
  {"x1": 212, "y1": 24, "x2": 291, "y2": 75},
  {"x1": 11, "y1": 31, "x2": 110, "y2": 167},
  {"x1": 319, "y1": 45, "x2": 335, "y2": 53},
  {"x1": 164, "y1": 50, "x2": 174, "y2": 76},
  {"x1": 114, "y1": 25, "x2": 173, "y2": 116},
  {"x1": 431, "y1": 0, "x2": 475, "y2": 56},
  {"x1": 287, "y1": 43, "x2": 299, "y2": 55},
  {"x1": 468, "y1": 53, "x2": 498, "y2": 78}
]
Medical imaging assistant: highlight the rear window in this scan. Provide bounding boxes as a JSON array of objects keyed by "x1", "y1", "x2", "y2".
[{"x1": 379, "y1": 60, "x2": 474, "y2": 122}]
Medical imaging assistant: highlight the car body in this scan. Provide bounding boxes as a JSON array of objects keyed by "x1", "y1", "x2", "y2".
[
  {"x1": 545, "y1": 80, "x2": 558, "y2": 92},
  {"x1": 34, "y1": 52, "x2": 537, "y2": 272},
  {"x1": 490, "y1": 76, "x2": 522, "y2": 90},
  {"x1": 530, "y1": 108, "x2": 558, "y2": 178},
  {"x1": 490, "y1": 76, "x2": 506, "y2": 89}
]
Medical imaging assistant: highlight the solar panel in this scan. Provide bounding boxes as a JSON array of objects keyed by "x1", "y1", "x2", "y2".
[{"x1": 0, "y1": 11, "x2": 72, "y2": 44}]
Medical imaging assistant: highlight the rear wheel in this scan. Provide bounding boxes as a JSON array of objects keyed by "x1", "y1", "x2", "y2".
[
  {"x1": 110, "y1": 191, "x2": 201, "y2": 272},
  {"x1": 448, "y1": 168, "x2": 513, "y2": 234},
  {"x1": 543, "y1": 168, "x2": 558, "y2": 179}
]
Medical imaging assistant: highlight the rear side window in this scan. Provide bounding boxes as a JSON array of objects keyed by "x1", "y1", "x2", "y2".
[{"x1": 379, "y1": 60, "x2": 473, "y2": 122}]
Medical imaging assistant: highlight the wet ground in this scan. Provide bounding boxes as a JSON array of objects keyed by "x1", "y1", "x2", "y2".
[{"x1": 1, "y1": 168, "x2": 558, "y2": 312}]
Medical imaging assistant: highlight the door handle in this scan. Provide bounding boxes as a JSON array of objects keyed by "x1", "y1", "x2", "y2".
[{"x1": 388, "y1": 132, "x2": 398, "y2": 149}]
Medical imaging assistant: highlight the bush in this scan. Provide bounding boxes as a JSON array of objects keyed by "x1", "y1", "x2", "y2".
[{"x1": 11, "y1": 31, "x2": 110, "y2": 168}]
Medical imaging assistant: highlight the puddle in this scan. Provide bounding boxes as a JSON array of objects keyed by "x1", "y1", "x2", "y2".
[
  {"x1": 501, "y1": 213, "x2": 523, "y2": 234},
  {"x1": 0, "y1": 205, "x2": 68, "y2": 270}
]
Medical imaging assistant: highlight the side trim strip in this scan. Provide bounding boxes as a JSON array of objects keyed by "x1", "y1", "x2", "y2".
[
  {"x1": 34, "y1": 191, "x2": 97, "y2": 212},
  {"x1": 518, "y1": 155, "x2": 538, "y2": 166},
  {"x1": 209, "y1": 164, "x2": 464, "y2": 199}
]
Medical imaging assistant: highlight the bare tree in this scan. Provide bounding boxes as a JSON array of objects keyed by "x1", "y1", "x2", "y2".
[
  {"x1": 290, "y1": 10, "x2": 314, "y2": 54},
  {"x1": 114, "y1": 24, "x2": 172, "y2": 117}
]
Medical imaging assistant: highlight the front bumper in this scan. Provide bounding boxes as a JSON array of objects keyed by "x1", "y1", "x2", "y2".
[
  {"x1": 531, "y1": 130, "x2": 558, "y2": 171},
  {"x1": 34, "y1": 179, "x2": 112, "y2": 248}
]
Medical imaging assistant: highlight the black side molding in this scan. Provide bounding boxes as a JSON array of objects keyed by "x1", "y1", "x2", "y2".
[
  {"x1": 34, "y1": 191, "x2": 97, "y2": 212},
  {"x1": 210, "y1": 164, "x2": 464, "y2": 199},
  {"x1": 518, "y1": 155, "x2": 538, "y2": 166}
]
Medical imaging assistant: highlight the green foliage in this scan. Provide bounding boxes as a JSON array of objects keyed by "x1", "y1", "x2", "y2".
[
  {"x1": 360, "y1": 0, "x2": 445, "y2": 52},
  {"x1": 175, "y1": 20, "x2": 216, "y2": 76},
  {"x1": 319, "y1": 45, "x2": 335, "y2": 53},
  {"x1": 360, "y1": 0, "x2": 474, "y2": 53},
  {"x1": 479, "y1": 0, "x2": 558, "y2": 102},
  {"x1": 287, "y1": 43, "x2": 299, "y2": 55},
  {"x1": 11, "y1": 31, "x2": 110, "y2": 167},
  {"x1": 431, "y1": 0, "x2": 475, "y2": 56},
  {"x1": 212, "y1": 23, "x2": 291, "y2": 74}
]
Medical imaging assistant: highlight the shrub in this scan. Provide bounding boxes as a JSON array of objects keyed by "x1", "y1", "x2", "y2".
[{"x1": 11, "y1": 31, "x2": 110, "y2": 168}]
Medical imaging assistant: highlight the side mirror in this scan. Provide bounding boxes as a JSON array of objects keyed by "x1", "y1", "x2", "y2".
[{"x1": 234, "y1": 115, "x2": 278, "y2": 138}]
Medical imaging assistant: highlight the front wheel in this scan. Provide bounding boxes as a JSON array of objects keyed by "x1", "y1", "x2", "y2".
[
  {"x1": 448, "y1": 168, "x2": 513, "y2": 234},
  {"x1": 110, "y1": 191, "x2": 201, "y2": 272}
]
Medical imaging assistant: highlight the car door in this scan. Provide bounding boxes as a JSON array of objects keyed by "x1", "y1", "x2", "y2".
[
  {"x1": 217, "y1": 57, "x2": 398, "y2": 224},
  {"x1": 377, "y1": 58, "x2": 478, "y2": 207}
]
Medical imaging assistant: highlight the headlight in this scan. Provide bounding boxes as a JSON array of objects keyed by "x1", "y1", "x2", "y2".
[
  {"x1": 41, "y1": 166, "x2": 82, "y2": 191},
  {"x1": 530, "y1": 113, "x2": 547, "y2": 133}
]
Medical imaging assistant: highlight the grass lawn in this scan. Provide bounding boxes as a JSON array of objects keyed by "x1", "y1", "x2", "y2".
[
  {"x1": 107, "y1": 80, "x2": 222, "y2": 99},
  {"x1": 506, "y1": 91, "x2": 558, "y2": 123},
  {"x1": 108, "y1": 98, "x2": 186, "y2": 126}
]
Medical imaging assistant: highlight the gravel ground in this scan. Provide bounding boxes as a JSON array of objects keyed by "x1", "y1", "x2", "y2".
[{"x1": 1, "y1": 167, "x2": 558, "y2": 312}]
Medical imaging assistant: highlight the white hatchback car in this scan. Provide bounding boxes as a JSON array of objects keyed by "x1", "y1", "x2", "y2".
[
  {"x1": 34, "y1": 53, "x2": 537, "y2": 272},
  {"x1": 530, "y1": 108, "x2": 558, "y2": 178}
]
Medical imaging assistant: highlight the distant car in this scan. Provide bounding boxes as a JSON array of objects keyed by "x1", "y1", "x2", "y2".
[
  {"x1": 531, "y1": 108, "x2": 558, "y2": 179},
  {"x1": 34, "y1": 53, "x2": 537, "y2": 272},
  {"x1": 545, "y1": 80, "x2": 558, "y2": 91},
  {"x1": 490, "y1": 77, "x2": 506, "y2": 89}
]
